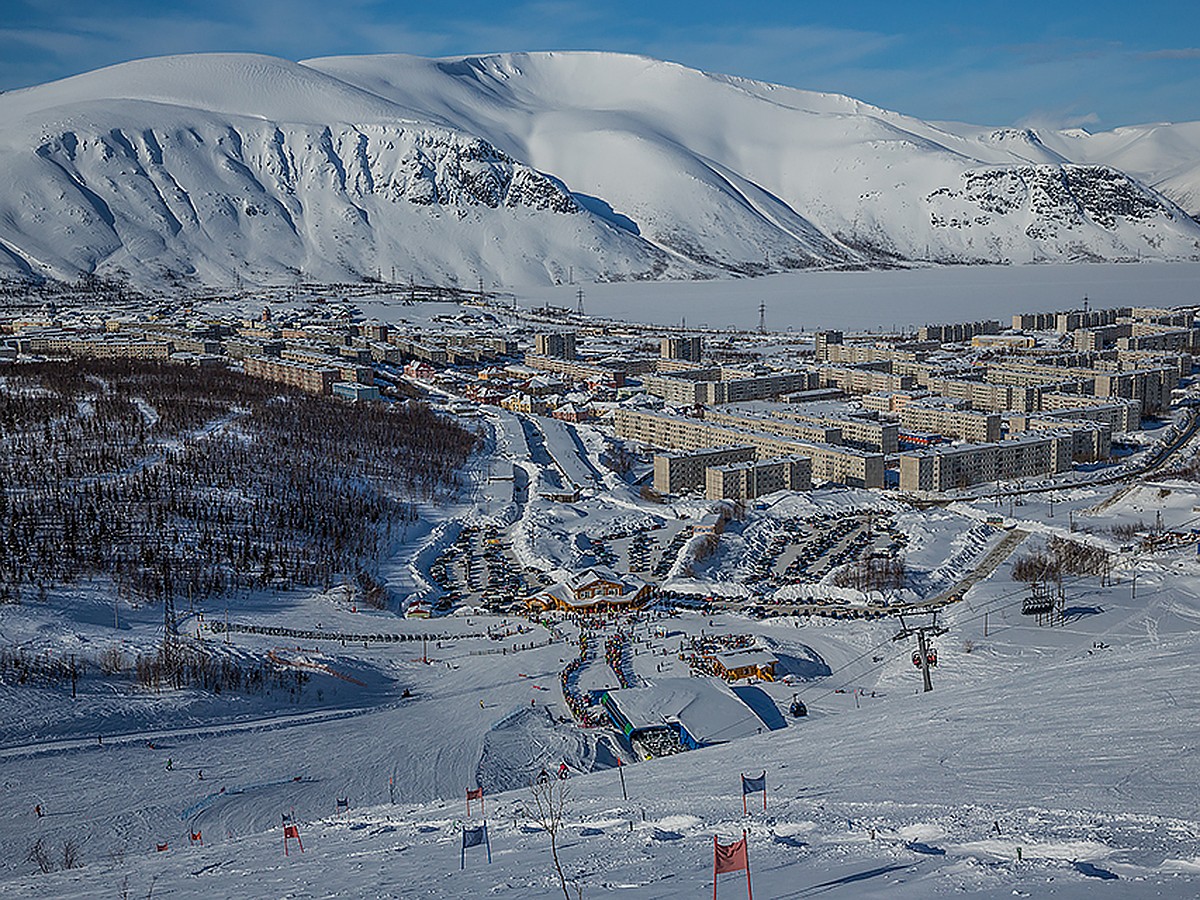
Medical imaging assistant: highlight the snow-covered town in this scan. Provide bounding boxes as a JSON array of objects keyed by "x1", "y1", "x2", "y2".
[{"x1": 1, "y1": 271, "x2": 1199, "y2": 898}]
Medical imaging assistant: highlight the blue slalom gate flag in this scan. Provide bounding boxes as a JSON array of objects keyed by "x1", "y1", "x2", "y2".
[
  {"x1": 741, "y1": 772, "x2": 766, "y2": 795},
  {"x1": 741, "y1": 771, "x2": 767, "y2": 814},
  {"x1": 461, "y1": 822, "x2": 492, "y2": 868}
]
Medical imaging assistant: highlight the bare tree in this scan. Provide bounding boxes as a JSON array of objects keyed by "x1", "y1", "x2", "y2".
[
  {"x1": 527, "y1": 775, "x2": 580, "y2": 900},
  {"x1": 60, "y1": 837, "x2": 81, "y2": 870},
  {"x1": 24, "y1": 837, "x2": 53, "y2": 874}
]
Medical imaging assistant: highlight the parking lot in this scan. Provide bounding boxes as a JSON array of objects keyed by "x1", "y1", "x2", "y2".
[
  {"x1": 590, "y1": 520, "x2": 692, "y2": 578},
  {"x1": 740, "y1": 511, "x2": 907, "y2": 587},
  {"x1": 429, "y1": 525, "x2": 539, "y2": 612}
]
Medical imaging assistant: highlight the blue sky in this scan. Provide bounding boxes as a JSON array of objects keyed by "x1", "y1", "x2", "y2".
[{"x1": 1, "y1": 0, "x2": 1197, "y2": 128}]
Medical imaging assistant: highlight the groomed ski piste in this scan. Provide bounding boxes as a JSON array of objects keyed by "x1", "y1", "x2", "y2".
[{"x1": 2, "y1": 296, "x2": 1200, "y2": 897}]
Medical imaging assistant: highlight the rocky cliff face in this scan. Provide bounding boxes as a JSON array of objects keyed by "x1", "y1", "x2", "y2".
[{"x1": 923, "y1": 165, "x2": 1194, "y2": 261}]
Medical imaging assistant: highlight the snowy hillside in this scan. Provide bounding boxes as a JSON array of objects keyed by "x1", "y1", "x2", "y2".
[{"x1": 1, "y1": 51, "x2": 1199, "y2": 286}]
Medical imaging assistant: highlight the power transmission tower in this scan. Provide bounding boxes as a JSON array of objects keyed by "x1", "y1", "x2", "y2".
[
  {"x1": 758, "y1": 301, "x2": 766, "y2": 334},
  {"x1": 894, "y1": 612, "x2": 947, "y2": 692},
  {"x1": 576, "y1": 287, "x2": 585, "y2": 317}
]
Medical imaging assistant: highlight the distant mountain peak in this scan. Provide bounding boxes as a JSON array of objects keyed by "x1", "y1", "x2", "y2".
[{"x1": 0, "y1": 50, "x2": 1197, "y2": 287}]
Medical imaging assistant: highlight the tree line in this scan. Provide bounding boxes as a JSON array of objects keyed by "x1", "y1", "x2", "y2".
[{"x1": 0, "y1": 359, "x2": 478, "y2": 608}]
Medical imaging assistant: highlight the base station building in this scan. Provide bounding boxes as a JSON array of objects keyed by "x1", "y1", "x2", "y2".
[{"x1": 600, "y1": 678, "x2": 767, "y2": 757}]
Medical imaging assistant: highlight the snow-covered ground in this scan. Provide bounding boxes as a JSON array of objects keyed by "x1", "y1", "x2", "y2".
[
  {"x1": 2, "y1": 348, "x2": 1200, "y2": 896},
  {"x1": 2, "y1": 552, "x2": 1197, "y2": 898}
]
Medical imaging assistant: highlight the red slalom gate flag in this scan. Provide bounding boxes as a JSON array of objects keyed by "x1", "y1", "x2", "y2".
[
  {"x1": 466, "y1": 786, "x2": 484, "y2": 816},
  {"x1": 283, "y1": 823, "x2": 304, "y2": 855},
  {"x1": 713, "y1": 831, "x2": 752, "y2": 900}
]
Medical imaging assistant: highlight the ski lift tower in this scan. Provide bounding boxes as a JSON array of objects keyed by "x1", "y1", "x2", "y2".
[
  {"x1": 1021, "y1": 580, "x2": 1061, "y2": 626},
  {"x1": 894, "y1": 610, "x2": 948, "y2": 692}
]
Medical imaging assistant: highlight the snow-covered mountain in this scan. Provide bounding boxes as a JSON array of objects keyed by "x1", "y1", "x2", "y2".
[{"x1": 1, "y1": 51, "x2": 1199, "y2": 287}]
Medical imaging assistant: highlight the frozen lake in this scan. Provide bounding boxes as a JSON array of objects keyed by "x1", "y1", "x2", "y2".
[{"x1": 513, "y1": 261, "x2": 1200, "y2": 332}]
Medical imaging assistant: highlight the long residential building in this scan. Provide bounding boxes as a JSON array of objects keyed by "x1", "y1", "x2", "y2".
[
  {"x1": 615, "y1": 408, "x2": 884, "y2": 488},
  {"x1": 985, "y1": 361, "x2": 1175, "y2": 414},
  {"x1": 16, "y1": 332, "x2": 173, "y2": 360},
  {"x1": 1005, "y1": 416, "x2": 1112, "y2": 462},
  {"x1": 706, "y1": 456, "x2": 813, "y2": 500},
  {"x1": 924, "y1": 377, "x2": 1036, "y2": 412},
  {"x1": 817, "y1": 343, "x2": 923, "y2": 366},
  {"x1": 244, "y1": 356, "x2": 338, "y2": 394},
  {"x1": 704, "y1": 409, "x2": 841, "y2": 445},
  {"x1": 1037, "y1": 393, "x2": 1140, "y2": 432},
  {"x1": 775, "y1": 411, "x2": 900, "y2": 453},
  {"x1": 653, "y1": 446, "x2": 757, "y2": 494},
  {"x1": 919, "y1": 320, "x2": 1000, "y2": 343},
  {"x1": 817, "y1": 366, "x2": 916, "y2": 395},
  {"x1": 523, "y1": 353, "x2": 626, "y2": 387},
  {"x1": 642, "y1": 369, "x2": 817, "y2": 405},
  {"x1": 899, "y1": 405, "x2": 1001, "y2": 443},
  {"x1": 899, "y1": 433, "x2": 1073, "y2": 493}
]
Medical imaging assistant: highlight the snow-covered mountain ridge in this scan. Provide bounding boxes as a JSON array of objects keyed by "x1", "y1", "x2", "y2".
[{"x1": 1, "y1": 51, "x2": 1199, "y2": 287}]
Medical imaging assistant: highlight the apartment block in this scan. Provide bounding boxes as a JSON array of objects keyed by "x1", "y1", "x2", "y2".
[
  {"x1": 923, "y1": 377, "x2": 1036, "y2": 412},
  {"x1": 899, "y1": 405, "x2": 1001, "y2": 443},
  {"x1": 535, "y1": 332, "x2": 577, "y2": 359},
  {"x1": 17, "y1": 332, "x2": 174, "y2": 361},
  {"x1": 704, "y1": 409, "x2": 841, "y2": 445},
  {"x1": 1073, "y1": 323, "x2": 1133, "y2": 351},
  {"x1": 523, "y1": 354, "x2": 626, "y2": 387},
  {"x1": 653, "y1": 446, "x2": 757, "y2": 494},
  {"x1": 818, "y1": 343, "x2": 921, "y2": 366},
  {"x1": 817, "y1": 366, "x2": 916, "y2": 395},
  {"x1": 642, "y1": 369, "x2": 816, "y2": 405},
  {"x1": 706, "y1": 456, "x2": 813, "y2": 500},
  {"x1": 661, "y1": 336, "x2": 703, "y2": 361},
  {"x1": 244, "y1": 356, "x2": 337, "y2": 394},
  {"x1": 1012, "y1": 312, "x2": 1057, "y2": 331},
  {"x1": 1054, "y1": 308, "x2": 1128, "y2": 333},
  {"x1": 813, "y1": 331, "x2": 843, "y2": 360},
  {"x1": 614, "y1": 408, "x2": 883, "y2": 488},
  {"x1": 860, "y1": 391, "x2": 930, "y2": 414},
  {"x1": 1038, "y1": 393, "x2": 1140, "y2": 432},
  {"x1": 899, "y1": 433, "x2": 1072, "y2": 493},
  {"x1": 776, "y1": 411, "x2": 900, "y2": 453},
  {"x1": 1005, "y1": 416, "x2": 1111, "y2": 461},
  {"x1": 1117, "y1": 327, "x2": 1200, "y2": 353},
  {"x1": 919, "y1": 320, "x2": 1000, "y2": 343},
  {"x1": 1093, "y1": 369, "x2": 1174, "y2": 415}
]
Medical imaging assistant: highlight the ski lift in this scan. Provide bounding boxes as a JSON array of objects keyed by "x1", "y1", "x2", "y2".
[
  {"x1": 912, "y1": 648, "x2": 938, "y2": 667},
  {"x1": 789, "y1": 697, "x2": 808, "y2": 718}
]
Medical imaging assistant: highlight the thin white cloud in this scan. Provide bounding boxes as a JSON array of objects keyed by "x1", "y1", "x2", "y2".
[{"x1": 1141, "y1": 47, "x2": 1200, "y2": 60}]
